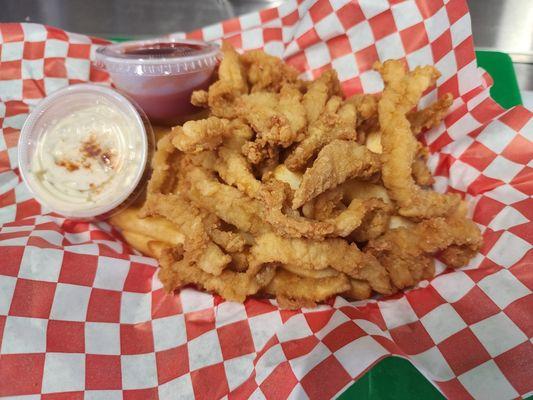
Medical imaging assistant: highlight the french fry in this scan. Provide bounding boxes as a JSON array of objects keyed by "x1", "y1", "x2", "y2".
[
  {"x1": 109, "y1": 208, "x2": 185, "y2": 245},
  {"x1": 121, "y1": 230, "x2": 156, "y2": 257}
]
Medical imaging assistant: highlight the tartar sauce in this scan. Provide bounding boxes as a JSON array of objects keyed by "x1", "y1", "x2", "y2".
[{"x1": 28, "y1": 104, "x2": 144, "y2": 213}]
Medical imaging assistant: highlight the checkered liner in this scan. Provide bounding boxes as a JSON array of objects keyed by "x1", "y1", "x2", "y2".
[{"x1": 0, "y1": 0, "x2": 531, "y2": 398}]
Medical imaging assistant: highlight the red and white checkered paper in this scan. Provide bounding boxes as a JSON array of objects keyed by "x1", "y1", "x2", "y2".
[{"x1": 1, "y1": 0, "x2": 532, "y2": 398}]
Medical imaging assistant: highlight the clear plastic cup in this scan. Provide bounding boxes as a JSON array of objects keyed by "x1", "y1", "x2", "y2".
[
  {"x1": 95, "y1": 38, "x2": 220, "y2": 125},
  {"x1": 18, "y1": 84, "x2": 154, "y2": 220}
]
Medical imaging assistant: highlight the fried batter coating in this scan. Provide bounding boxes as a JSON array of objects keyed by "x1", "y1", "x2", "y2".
[
  {"x1": 376, "y1": 60, "x2": 460, "y2": 218},
  {"x1": 367, "y1": 216, "x2": 482, "y2": 289},
  {"x1": 292, "y1": 140, "x2": 381, "y2": 208},
  {"x1": 111, "y1": 44, "x2": 481, "y2": 309},
  {"x1": 408, "y1": 93, "x2": 453, "y2": 135},
  {"x1": 159, "y1": 249, "x2": 276, "y2": 302},
  {"x1": 265, "y1": 269, "x2": 350, "y2": 309},
  {"x1": 285, "y1": 97, "x2": 357, "y2": 171},
  {"x1": 250, "y1": 232, "x2": 392, "y2": 294},
  {"x1": 172, "y1": 117, "x2": 230, "y2": 153},
  {"x1": 241, "y1": 49, "x2": 300, "y2": 93},
  {"x1": 303, "y1": 69, "x2": 341, "y2": 123}
]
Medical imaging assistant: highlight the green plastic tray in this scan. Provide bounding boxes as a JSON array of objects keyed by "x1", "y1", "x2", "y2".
[
  {"x1": 105, "y1": 40, "x2": 525, "y2": 399},
  {"x1": 338, "y1": 50, "x2": 523, "y2": 400}
]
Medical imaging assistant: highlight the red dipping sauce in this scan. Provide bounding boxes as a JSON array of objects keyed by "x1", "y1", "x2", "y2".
[{"x1": 95, "y1": 38, "x2": 220, "y2": 125}]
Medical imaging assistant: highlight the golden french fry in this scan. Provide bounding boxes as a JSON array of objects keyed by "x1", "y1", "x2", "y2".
[
  {"x1": 109, "y1": 208, "x2": 184, "y2": 245},
  {"x1": 121, "y1": 230, "x2": 156, "y2": 257}
]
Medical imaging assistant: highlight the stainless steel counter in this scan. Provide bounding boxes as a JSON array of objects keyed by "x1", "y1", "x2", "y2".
[{"x1": 2, "y1": 0, "x2": 532, "y2": 91}]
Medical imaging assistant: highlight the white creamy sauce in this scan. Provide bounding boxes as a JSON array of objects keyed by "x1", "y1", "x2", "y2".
[{"x1": 29, "y1": 105, "x2": 144, "y2": 212}]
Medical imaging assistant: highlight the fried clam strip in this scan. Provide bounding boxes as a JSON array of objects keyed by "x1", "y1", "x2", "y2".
[
  {"x1": 265, "y1": 269, "x2": 351, "y2": 309},
  {"x1": 260, "y1": 178, "x2": 336, "y2": 239},
  {"x1": 146, "y1": 130, "x2": 181, "y2": 196},
  {"x1": 292, "y1": 139, "x2": 381, "y2": 209},
  {"x1": 172, "y1": 117, "x2": 231, "y2": 153},
  {"x1": 285, "y1": 97, "x2": 357, "y2": 171},
  {"x1": 158, "y1": 248, "x2": 276, "y2": 302},
  {"x1": 376, "y1": 60, "x2": 460, "y2": 218},
  {"x1": 184, "y1": 166, "x2": 269, "y2": 234},
  {"x1": 192, "y1": 42, "x2": 249, "y2": 118},
  {"x1": 240, "y1": 49, "x2": 300, "y2": 93},
  {"x1": 408, "y1": 93, "x2": 453, "y2": 135},
  {"x1": 142, "y1": 193, "x2": 231, "y2": 276},
  {"x1": 412, "y1": 144, "x2": 434, "y2": 186},
  {"x1": 302, "y1": 69, "x2": 341, "y2": 124},
  {"x1": 250, "y1": 232, "x2": 393, "y2": 294},
  {"x1": 366, "y1": 216, "x2": 482, "y2": 290},
  {"x1": 215, "y1": 145, "x2": 262, "y2": 199}
]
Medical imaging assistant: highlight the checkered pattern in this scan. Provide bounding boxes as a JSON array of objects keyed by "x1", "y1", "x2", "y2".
[{"x1": 1, "y1": 1, "x2": 532, "y2": 399}]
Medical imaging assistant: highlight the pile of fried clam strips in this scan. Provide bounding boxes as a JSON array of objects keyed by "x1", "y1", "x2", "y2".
[{"x1": 110, "y1": 43, "x2": 482, "y2": 309}]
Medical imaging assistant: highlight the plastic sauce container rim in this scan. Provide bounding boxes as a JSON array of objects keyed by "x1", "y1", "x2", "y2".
[
  {"x1": 94, "y1": 37, "x2": 221, "y2": 75},
  {"x1": 18, "y1": 83, "x2": 150, "y2": 219}
]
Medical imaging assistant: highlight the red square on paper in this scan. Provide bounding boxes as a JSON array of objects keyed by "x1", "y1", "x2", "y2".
[
  {"x1": 47, "y1": 320, "x2": 85, "y2": 353},
  {"x1": 23, "y1": 79, "x2": 46, "y2": 99},
  {"x1": 454, "y1": 37, "x2": 475, "y2": 69},
  {"x1": 44, "y1": 57, "x2": 67, "y2": 78},
  {"x1": 472, "y1": 196, "x2": 506, "y2": 227},
  {"x1": 336, "y1": 3, "x2": 365, "y2": 30},
  {"x1": 499, "y1": 106, "x2": 530, "y2": 131},
  {"x1": 322, "y1": 321, "x2": 366, "y2": 353},
  {"x1": 23, "y1": 41, "x2": 45, "y2": 59},
  {"x1": 390, "y1": 320, "x2": 436, "y2": 355},
  {"x1": 282, "y1": 10, "x2": 299, "y2": 26},
  {"x1": 281, "y1": 336, "x2": 319, "y2": 360},
  {"x1": 368, "y1": 10, "x2": 397, "y2": 41},
  {"x1": 494, "y1": 341, "x2": 533, "y2": 396},
  {"x1": 309, "y1": 0, "x2": 334, "y2": 23},
  {"x1": 123, "y1": 388, "x2": 159, "y2": 400},
  {"x1": 0, "y1": 353, "x2": 45, "y2": 396},
  {"x1": 191, "y1": 363, "x2": 229, "y2": 400},
  {"x1": 123, "y1": 262, "x2": 156, "y2": 293},
  {"x1": 416, "y1": 0, "x2": 444, "y2": 18},
  {"x1": 400, "y1": 22, "x2": 429, "y2": 54},
  {"x1": 85, "y1": 354, "x2": 122, "y2": 390},
  {"x1": 86, "y1": 288, "x2": 122, "y2": 323},
  {"x1": 185, "y1": 308, "x2": 215, "y2": 341},
  {"x1": 355, "y1": 45, "x2": 379, "y2": 73},
  {"x1": 438, "y1": 328, "x2": 491, "y2": 375},
  {"x1": 446, "y1": 0, "x2": 469, "y2": 24},
  {"x1": 156, "y1": 345, "x2": 189, "y2": 384},
  {"x1": 67, "y1": 43, "x2": 91, "y2": 59},
  {"x1": 263, "y1": 28, "x2": 282, "y2": 43},
  {"x1": 260, "y1": 362, "x2": 298, "y2": 400},
  {"x1": 296, "y1": 27, "x2": 320, "y2": 50},
  {"x1": 431, "y1": 31, "x2": 452, "y2": 62},
  {"x1": 504, "y1": 295, "x2": 533, "y2": 337},
  {"x1": 15, "y1": 198, "x2": 41, "y2": 220},
  {"x1": 0, "y1": 23, "x2": 24, "y2": 43},
  {"x1": 152, "y1": 288, "x2": 183, "y2": 318},
  {"x1": 259, "y1": 7, "x2": 279, "y2": 24},
  {"x1": 407, "y1": 285, "x2": 446, "y2": 318},
  {"x1": 120, "y1": 322, "x2": 155, "y2": 354},
  {"x1": 9, "y1": 278, "x2": 56, "y2": 318},
  {"x1": 0, "y1": 246, "x2": 24, "y2": 276},
  {"x1": 0, "y1": 60, "x2": 22, "y2": 80},
  {"x1": 437, "y1": 377, "x2": 474, "y2": 399},
  {"x1": 222, "y1": 18, "x2": 241, "y2": 35},
  {"x1": 502, "y1": 135, "x2": 533, "y2": 165},
  {"x1": 2, "y1": 126, "x2": 21, "y2": 148},
  {"x1": 438, "y1": 76, "x2": 459, "y2": 99},
  {"x1": 301, "y1": 355, "x2": 351, "y2": 400},
  {"x1": 459, "y1": 141, "x2": 498, "y2": 171},
  {"x1": 452, "y1": 286, "x2": 500, "y2": 325},
  {"x1": 327, "y1": 35, "x2": 352, "y2": 59},
  {"x1": 468, "y1": 175, "x2": 504, "y2": 197},
  {"x1": 217, "y1": 320, "x2": 255, "y2": 360},
  {"x1": 244, "y1": 298, "x2": 277, "y2": 318},
  {"x1": 59, "y1": 252, "x2": 98, "y2": 286}
]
